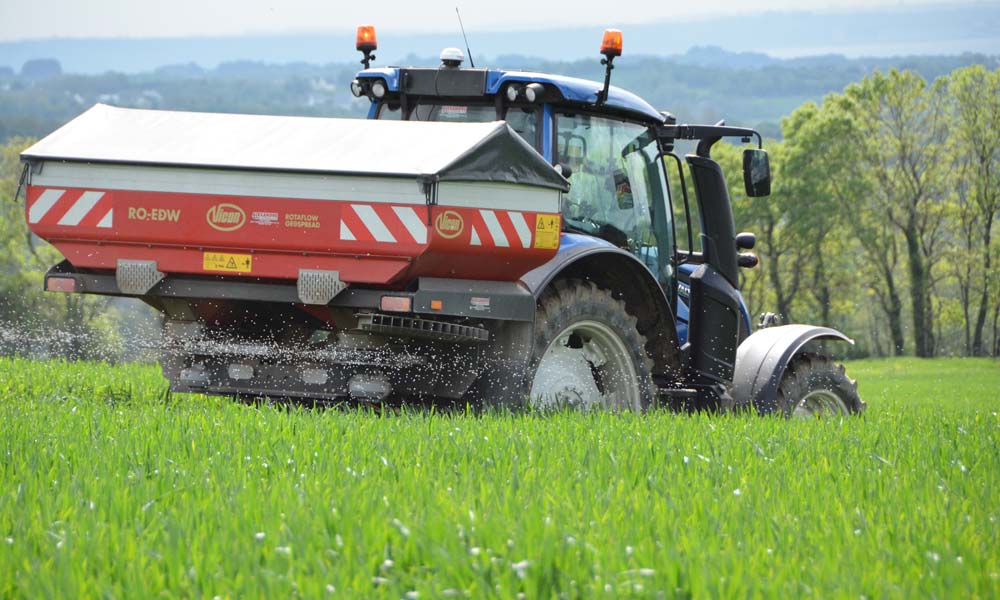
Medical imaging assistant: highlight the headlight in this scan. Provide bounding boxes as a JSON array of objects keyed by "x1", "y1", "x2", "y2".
[
  {"x1": 371, "y1": 80, "x2": 387, "y2": 99},
  {"x1": 505, "y1": 85, "x2": 520, "y2": 102},
  {"x1": 350, "y1": 79, "x2": 363, "y2": 97},
  {"x1": 524, "y1": 83, "x2": 544, "y2": 103}
]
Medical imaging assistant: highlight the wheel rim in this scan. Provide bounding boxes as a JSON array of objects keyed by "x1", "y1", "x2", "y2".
[
  {"x1": 529, "y1": 319, "x2": 640, "y2": 411},
  {"x1": 793, "y1": 389, "x2": 850, "y2": 418}
]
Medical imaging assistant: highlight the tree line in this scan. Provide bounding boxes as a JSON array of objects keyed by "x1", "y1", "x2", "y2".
[
  {"x1": 1, "y1": 51, "x2": 995, "y2": 145},
  {"x1": 0, "y1": 65, "x2": 997, "y2": 359},
  {"x1": 718, "y1": 65, "x2": 1000, "y2": 357}
]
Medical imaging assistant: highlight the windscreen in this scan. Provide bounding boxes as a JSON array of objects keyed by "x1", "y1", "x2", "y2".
[{"x1": 556, "y1": 112, "x2": 673, "y2": 282}]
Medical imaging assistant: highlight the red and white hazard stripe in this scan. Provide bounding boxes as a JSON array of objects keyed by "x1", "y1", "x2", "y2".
[
  {"x1": 468, "y1": 209, "x2": 532, "y2": 249},
  {"x1": 28, "y1": 189, "x2": 113, "y2": 229},
  {"x1": 339, "y1": 204, "x2": 427, "y2": 244},
  {"x1": 338, "y1": 204, "x2": 536, "y2": 248}
]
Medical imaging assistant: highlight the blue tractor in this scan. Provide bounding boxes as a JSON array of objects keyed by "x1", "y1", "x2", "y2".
[
  {"x1": 27, "y1": 27, "x2": 864, "y2": 415},
  {"x1": 349, "y1": 27, "x2": 865, "y2": 416}
]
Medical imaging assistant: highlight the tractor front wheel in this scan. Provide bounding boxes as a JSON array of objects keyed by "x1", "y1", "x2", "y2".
[{"x1": 774, "y1": 353, "x2": 866, "y2": 417}]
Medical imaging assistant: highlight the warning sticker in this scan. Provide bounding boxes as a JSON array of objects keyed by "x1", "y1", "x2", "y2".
[
  {"x1": 203, "y1": 252, "x2": 252, "y2": 273},
  {"x1": 534, "y1": 214, "x2": 561, "y2": 249}
]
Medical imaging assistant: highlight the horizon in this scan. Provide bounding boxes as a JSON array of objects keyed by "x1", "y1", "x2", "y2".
[
  {"x1": 1, "y1": 2, "x2": 997, "y2": 75},
  {"x1": 0, "y1": 0, "x2": 984, "y2": 42}
]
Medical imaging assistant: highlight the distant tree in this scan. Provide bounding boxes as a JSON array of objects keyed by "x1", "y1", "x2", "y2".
[
  {"x1": 779, "y1": 105, "x2": 865, "y2": 330},
  {"x1": 153, "y1": 63, "x2": 206, "y2": 78},
  {"x1": 835, "y1": 70, "x2": 948, "y2": 357},
  {"x1": 0, "y1": 137, "x2": 119, "y2": 358},
  {"x1": 20, "y1": 58, "x2": 62, "y2": 81},
  {"x1": 943, "y1": 65, "x2": 1000, "y2": 356},
  {"x1": 781, "y1": 99, "x2": 908, "y2": 355}
]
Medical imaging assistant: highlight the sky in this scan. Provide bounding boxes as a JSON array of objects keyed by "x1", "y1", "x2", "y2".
[{"x1": 0, "y1": 0, "x2": 974, "y2": 42}]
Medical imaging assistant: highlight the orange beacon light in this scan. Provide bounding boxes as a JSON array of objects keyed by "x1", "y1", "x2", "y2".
[
  {"x1": 356, "y1": 25, "x2": 377, "y2": 69},
  {"x1": 600, "y1": 28, "x2": 622, "y2": 58},
  {"x1": 356, "y1": 25, "x2": 377, "y2": 51}
]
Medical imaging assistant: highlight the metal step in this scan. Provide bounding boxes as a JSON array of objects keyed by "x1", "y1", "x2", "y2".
[{"x1": 116, "y1": 259, "x2": 164, "y2": 295}]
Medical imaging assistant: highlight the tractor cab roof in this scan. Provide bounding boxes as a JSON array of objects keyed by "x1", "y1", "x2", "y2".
[{"x1": 356, "y1": 66, "x2": 664, "y2": 124}]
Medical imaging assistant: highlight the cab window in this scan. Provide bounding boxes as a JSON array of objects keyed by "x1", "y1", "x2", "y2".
[
  {"x1": 376, "y1": 100, "x2": 541, "y2": 152},
  {"x1": 663, "y1": 154, "x2": 702, "y2": 255},
  {"x1": 504, "y1": 107, "x2": 540, "y2": 150},
  {"x1": 410, "y1": 103, "x2": 496, "y2": 122},
  {"x1": 555, "y1": 112, "x2": 673, "y2": 283}
]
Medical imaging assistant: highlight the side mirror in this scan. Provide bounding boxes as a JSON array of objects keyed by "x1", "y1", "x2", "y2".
[{"x1": 742, "y1": 149, "x2": 771, "y2": 197}]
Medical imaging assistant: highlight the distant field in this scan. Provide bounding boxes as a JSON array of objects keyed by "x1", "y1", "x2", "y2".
[{"x1": 1, "y1": 357, "x2": 998, "y2": 597}]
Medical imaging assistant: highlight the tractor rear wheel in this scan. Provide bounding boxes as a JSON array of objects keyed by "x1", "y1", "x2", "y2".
[
  {"x1": 526, "y1": 279, "x2": 655, "y2": 412},
  {"x1": 774, "y1": 353, "x2": 865, "y2": 417}
]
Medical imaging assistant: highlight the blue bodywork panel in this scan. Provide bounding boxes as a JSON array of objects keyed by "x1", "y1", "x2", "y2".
[
  {"x1": 359, "y1": 67, "x2": 401, "y2": 90},
  {"x1": 484, "y1": 71, "x2": 663, "y2": 122},
  {"x1": 541, "y1": 103, "x2": 554, "y2": 160},
  {"x1": 676, "y1": 294, "x2": 690, "y2": 345},
  {"x1": 357, "y1": 67, "x2": 664, "y2": 124},
  {"x1": 558, "y1": 231, "x2": 617, "y2": 253},
  {"x1": 676, "y1": 263, "x2": 752, "y2": 345}
]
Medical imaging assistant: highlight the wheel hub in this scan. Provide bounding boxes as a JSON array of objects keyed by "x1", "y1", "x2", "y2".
[
  {"x1": 529, "y1": 320, "x2": 639, "y2": 411},
  {"x1": 794, "y1": 389, "x2": 850, "y2": 418}
]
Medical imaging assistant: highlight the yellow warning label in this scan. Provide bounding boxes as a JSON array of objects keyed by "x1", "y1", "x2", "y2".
[
  {"x1": 534, "y1": 214, "x2": 561, "y2": 249},
  {"x1": 202, "y1": 252, "x2": 252, "y2": 273}
]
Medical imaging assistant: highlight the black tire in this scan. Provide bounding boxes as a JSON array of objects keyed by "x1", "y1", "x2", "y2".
[
  {"x1": 523, "y1": 279, "x2": 656, "y2": 412},
  {"x1": 772, "y1": 353, "x2": 865, "y2": 417}
]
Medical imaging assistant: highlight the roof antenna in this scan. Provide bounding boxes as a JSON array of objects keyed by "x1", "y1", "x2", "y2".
[{"x1": 455, "y1": 7, "x2": 476, "y2": 68}]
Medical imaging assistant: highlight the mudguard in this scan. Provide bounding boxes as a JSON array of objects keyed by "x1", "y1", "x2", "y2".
[
  {"x1": 730, "y1": 324, "x2": 854, "y2": 412},
  {"x1": 521, "y1": 234, "x2": 644, "y2": 296},
  {"x1": 520, "y1": 233, "x2": 682, "y2": 376}
]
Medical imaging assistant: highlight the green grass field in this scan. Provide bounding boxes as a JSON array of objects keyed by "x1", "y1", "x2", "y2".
[{"x1": 1, "y1": 357, "x2": 998, "y2": 598}]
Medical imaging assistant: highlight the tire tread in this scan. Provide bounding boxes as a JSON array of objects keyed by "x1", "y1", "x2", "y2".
[{"x1": 772, "y1": 353, "x2": 866, "y2": 417}]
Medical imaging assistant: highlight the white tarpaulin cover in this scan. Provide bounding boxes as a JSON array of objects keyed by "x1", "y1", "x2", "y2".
[{"x1": 22, "y1": 104, "x2": 568, "y2": 191}]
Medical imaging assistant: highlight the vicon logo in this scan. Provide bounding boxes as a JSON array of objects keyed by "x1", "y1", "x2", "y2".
[
  {"x1": 206, "y1": 203, "x2": 246, "y2": 231},
  {"x1": 434, "y1": 210, "x2": 464, "y2": 239}
]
